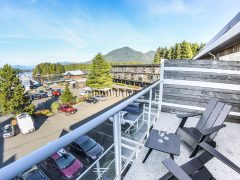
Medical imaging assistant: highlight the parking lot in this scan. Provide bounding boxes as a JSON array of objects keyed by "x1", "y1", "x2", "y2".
[{"x1": 0, "y1": 96, "x2": 123, "y2": 169}]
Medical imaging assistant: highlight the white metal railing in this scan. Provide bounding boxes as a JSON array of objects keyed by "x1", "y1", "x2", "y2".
[
  {"x1": 76, "y1": 144, "x2": 114, "y2": 179},
  {"x1": 0, "y1": 80, "x2": 160, "y2": 179},
  {"x1": 121, "y1": 106, "x2": 158, "y2": 174},
  {"x1": 124, "y1": 113, "x2": 143, "y2": 134}
]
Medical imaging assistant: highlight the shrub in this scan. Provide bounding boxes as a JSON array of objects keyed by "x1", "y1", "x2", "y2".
[
  {"x1": 34, "y1": 109, "x2": 54, "y2": 117},
  {"x1": 51, "y1": 102, "x2": 60, "y2": 113},
  {"x1": 61, "y1": 84, "x2": 74, "y2": 103}
]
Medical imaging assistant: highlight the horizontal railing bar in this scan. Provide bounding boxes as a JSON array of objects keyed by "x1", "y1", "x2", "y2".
[
  {"x1": 164, "y1": 67, "x2": 240, "y2": 75},
  {"x1": 0, "y1": 80, "x2": 160, "y2": 179}
]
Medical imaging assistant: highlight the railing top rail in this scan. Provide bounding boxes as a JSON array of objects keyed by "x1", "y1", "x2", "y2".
[{"x1": 0, "y1": 80, "x2": 160, "y2": 179}]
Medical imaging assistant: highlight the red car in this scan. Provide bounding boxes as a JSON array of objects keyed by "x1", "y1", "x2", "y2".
[
  {"x1": 52, "y1": 89, "x2": 61, "y2": 97},
  {"x1": 58, "y1": 105, "x2": 77, "y2": 115},
  {"x1": 44, "y1": 148, "x2": 83, "y2": 179}
]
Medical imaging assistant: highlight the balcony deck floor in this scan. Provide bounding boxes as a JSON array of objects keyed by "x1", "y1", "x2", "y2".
[{"x1": 124, "y1": 112, "x2": 240, "y2": 180}]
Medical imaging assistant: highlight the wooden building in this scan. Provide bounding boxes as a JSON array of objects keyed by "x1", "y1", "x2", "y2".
[
  {"x1": 111, "y1": 64, "x2": 160, "y2": 87},
  {"x1": 63, "y1": 70, "x2": 85, "y2": 80}
]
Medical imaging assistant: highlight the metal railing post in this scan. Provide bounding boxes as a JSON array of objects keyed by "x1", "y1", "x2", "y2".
[
  {"x1": 158, "y1": 59, "x2": 165, "y2": 119},
  {"x1": 147, "y1": 89, "x2": 152, "y2": 137},
  {"x1": 113, "y1": 112, "x2": 122, "y2": 180}
]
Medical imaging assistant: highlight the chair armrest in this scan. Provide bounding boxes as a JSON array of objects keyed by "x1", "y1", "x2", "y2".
[
  {"x1": 200, "y1": 124, "x2": 226, "y2": 136},
  {"x1": 162, "y1": 159, "x2": 192, "y2": 180},
  {"x1": 177, "y1": 112, "x2": 202, "y2": 119},
  {"x1": 199, "y1": 142, "x2": 240, "y2": 174}
]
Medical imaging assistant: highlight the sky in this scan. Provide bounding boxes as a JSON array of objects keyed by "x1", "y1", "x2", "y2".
[{"x1": 0, "y1": 0, "x2": 240, "y2": 66}]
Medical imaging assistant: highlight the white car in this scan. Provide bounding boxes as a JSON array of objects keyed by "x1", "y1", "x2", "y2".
[
  {"x1": 16, "y1": 113, "x2": 35, "y2": 134},
  {"x1": 47, "y1": 91, "x2": 53, "y2": 97},
  {"x1": 79, "y1": 90, "x2": 92, "y2": 96},
  {"x1": 108, "y1": 111, "x2": 134, "y2": 126}
]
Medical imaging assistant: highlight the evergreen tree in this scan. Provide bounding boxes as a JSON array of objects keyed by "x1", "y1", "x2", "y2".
[
  {"x1": 166, "y1": 47, "x2": 173, "y2": 59},
  {"x1": 180, "y1": 41, "x2": 193, "y2": 59},
  {"x1": 160, "y1": 47, "x2": 168, "y2": 59},
  {"x1": 86, "y1": 53, "x2": 112, "y2": 88},
  {"x1": 153, "y1": 47, "x2": 161, "y2": 64},
  {"x1": 198, "y1": 42, "x2": 206, "y2": 52},
  {"x1": 0, "y1": 64, "x2": 35, "y2": 115},
  {"x1": 191, "y1": 42, "x2": 199, "y2": 57},
  {"x1": 174, "y1": 43, "x2": 181, "y2": 59},
  {"x1": 61, "y1": 84, "x2": 74, "y2": 103}
]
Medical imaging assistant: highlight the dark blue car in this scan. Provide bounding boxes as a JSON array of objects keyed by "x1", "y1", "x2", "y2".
[{"x1": 67, "y1": 135, "x2": 104, "y2": 162}]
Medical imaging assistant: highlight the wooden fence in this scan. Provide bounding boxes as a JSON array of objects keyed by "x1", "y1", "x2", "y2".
[{"x1": 159, "y1": 60, "x2": 240, "y2": 122}]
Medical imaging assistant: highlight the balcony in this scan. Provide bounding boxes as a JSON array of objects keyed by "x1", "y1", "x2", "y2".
[
  {"x1": 0, "y1": 59, "x2": 240, "y2": 179},
  {"x1": 124, "y1": 112, "x2": 240, "y2": 180}
]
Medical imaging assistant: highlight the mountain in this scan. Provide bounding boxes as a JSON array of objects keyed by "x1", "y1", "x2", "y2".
[
  {"x1": 104, "y1": 47, "x2": 155, "y2": 63},
  {"x1": 57, "y1": 61, "x2": 75, "y2": 65},
  {"x1": 12, "y1": 65, "x2": 34, "y2": 70}
]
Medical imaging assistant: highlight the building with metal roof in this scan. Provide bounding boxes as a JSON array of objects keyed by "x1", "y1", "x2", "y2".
[{"x1": 194, "y1": 12, "x2": 240, "y2": 61}]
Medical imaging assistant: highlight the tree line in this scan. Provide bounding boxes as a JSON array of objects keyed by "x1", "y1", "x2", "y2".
[
  {"x1": 32, "y1": 63, "x2": 65, "y2": 76},
  {"x1": 153, "y1": 41, "x2": 205, "y2": 64},
  {"x1": 64, "y1": 63, "x2": 91, "y2": 71}
]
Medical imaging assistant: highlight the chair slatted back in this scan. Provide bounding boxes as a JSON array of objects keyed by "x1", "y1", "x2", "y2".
[
  {"x1": 195, "y1": 98, "x2": 232, "y2": 139},
  {"x1": 202, "y1": 102, "x2": 225, "y2": 130},
  {"x1": 210, "y1": 104, "x2": 232, "y2": 139},
  {"x1": 196, "y1": 99, "x2": 218, "y2": 130}
]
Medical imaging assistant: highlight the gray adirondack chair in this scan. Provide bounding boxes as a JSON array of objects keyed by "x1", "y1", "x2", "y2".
[
  {"x1": 176, "y1": 99, "x2": 232, "y2": 157},
  {"x1": 159, "y1": 142, "x2": 240, "y2": 180}
]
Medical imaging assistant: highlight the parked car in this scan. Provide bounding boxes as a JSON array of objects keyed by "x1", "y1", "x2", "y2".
[
  {"x1": 16, "y1": 165, "x2": 49, "y2": 180},
  {"x1": 67, "y1": 135, "x2": 104, "y2": 162},
  {"x1": 47, "y1": 91, "x2": 53, "y2": 97},
  {"x1": 16, "y1": 113, "x2": 35, "y2": 134},
  {"x1": 58, "y1": 105, "x2": 77, "y2": 115},
  {"x1": 44, "y1": 148, "x2": 83, "y2": 179},
  {"x1": 94, "y1": 95, "x2": 107, "y2": 101},
  {"x1": 85, "y1": 97, "x2": 98, "y2": 104},
  {"x1": 79, "y1": 90, "x2": 92, "y2": 96},
  {"x1": 108, "y1": 111, "x2": 134, "y2": 126},
  {"x1": 52, "y1": 89, "x2": 61, "y2": 97},
  {"x1": 2, "y1": 124, "x2": 16, "y2": 138},
  {"x1": 38, "y1": 90, "x2": 48, "y2": 98},
  {"x1": 30, "y1": 93, "x2": 41, "y2": 100},
  {"x1": 123, "y1": 102, "x2": 141, "y2": 113}
]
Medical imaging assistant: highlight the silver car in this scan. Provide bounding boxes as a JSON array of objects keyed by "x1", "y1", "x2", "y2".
[{"x1": 2, "y1": 124, "x2": 16, "y2": 139}]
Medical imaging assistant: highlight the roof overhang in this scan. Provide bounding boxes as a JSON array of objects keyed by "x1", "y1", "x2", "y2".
[{"x1": 194, "y1": 12, "x2": 240, "y2": 59}]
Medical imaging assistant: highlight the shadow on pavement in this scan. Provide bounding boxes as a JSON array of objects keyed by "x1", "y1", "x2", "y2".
[
  {"x1": 0, "y1": 116, "x2": 16, "y2": 169},
  {"x1": 35, "y1": 96, "x2": 58, "y2": 111},
  {"x1": 0, "y1": 155, "x2": 16, "y2": 169},
  {"x1": 34, "y1": 96, "x2": 59, "y2": 130}
]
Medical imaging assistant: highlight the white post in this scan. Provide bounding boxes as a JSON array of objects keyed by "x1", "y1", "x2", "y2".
[
  {"x1": 158, "y1": 59, "x2": 165, "y2": 119},
  {"x1": 147, "y1": 89, "x2": 152, "y2": 137},
  {"x1": 113, "y1": 113, "x2": 122, "y2": 180}
]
